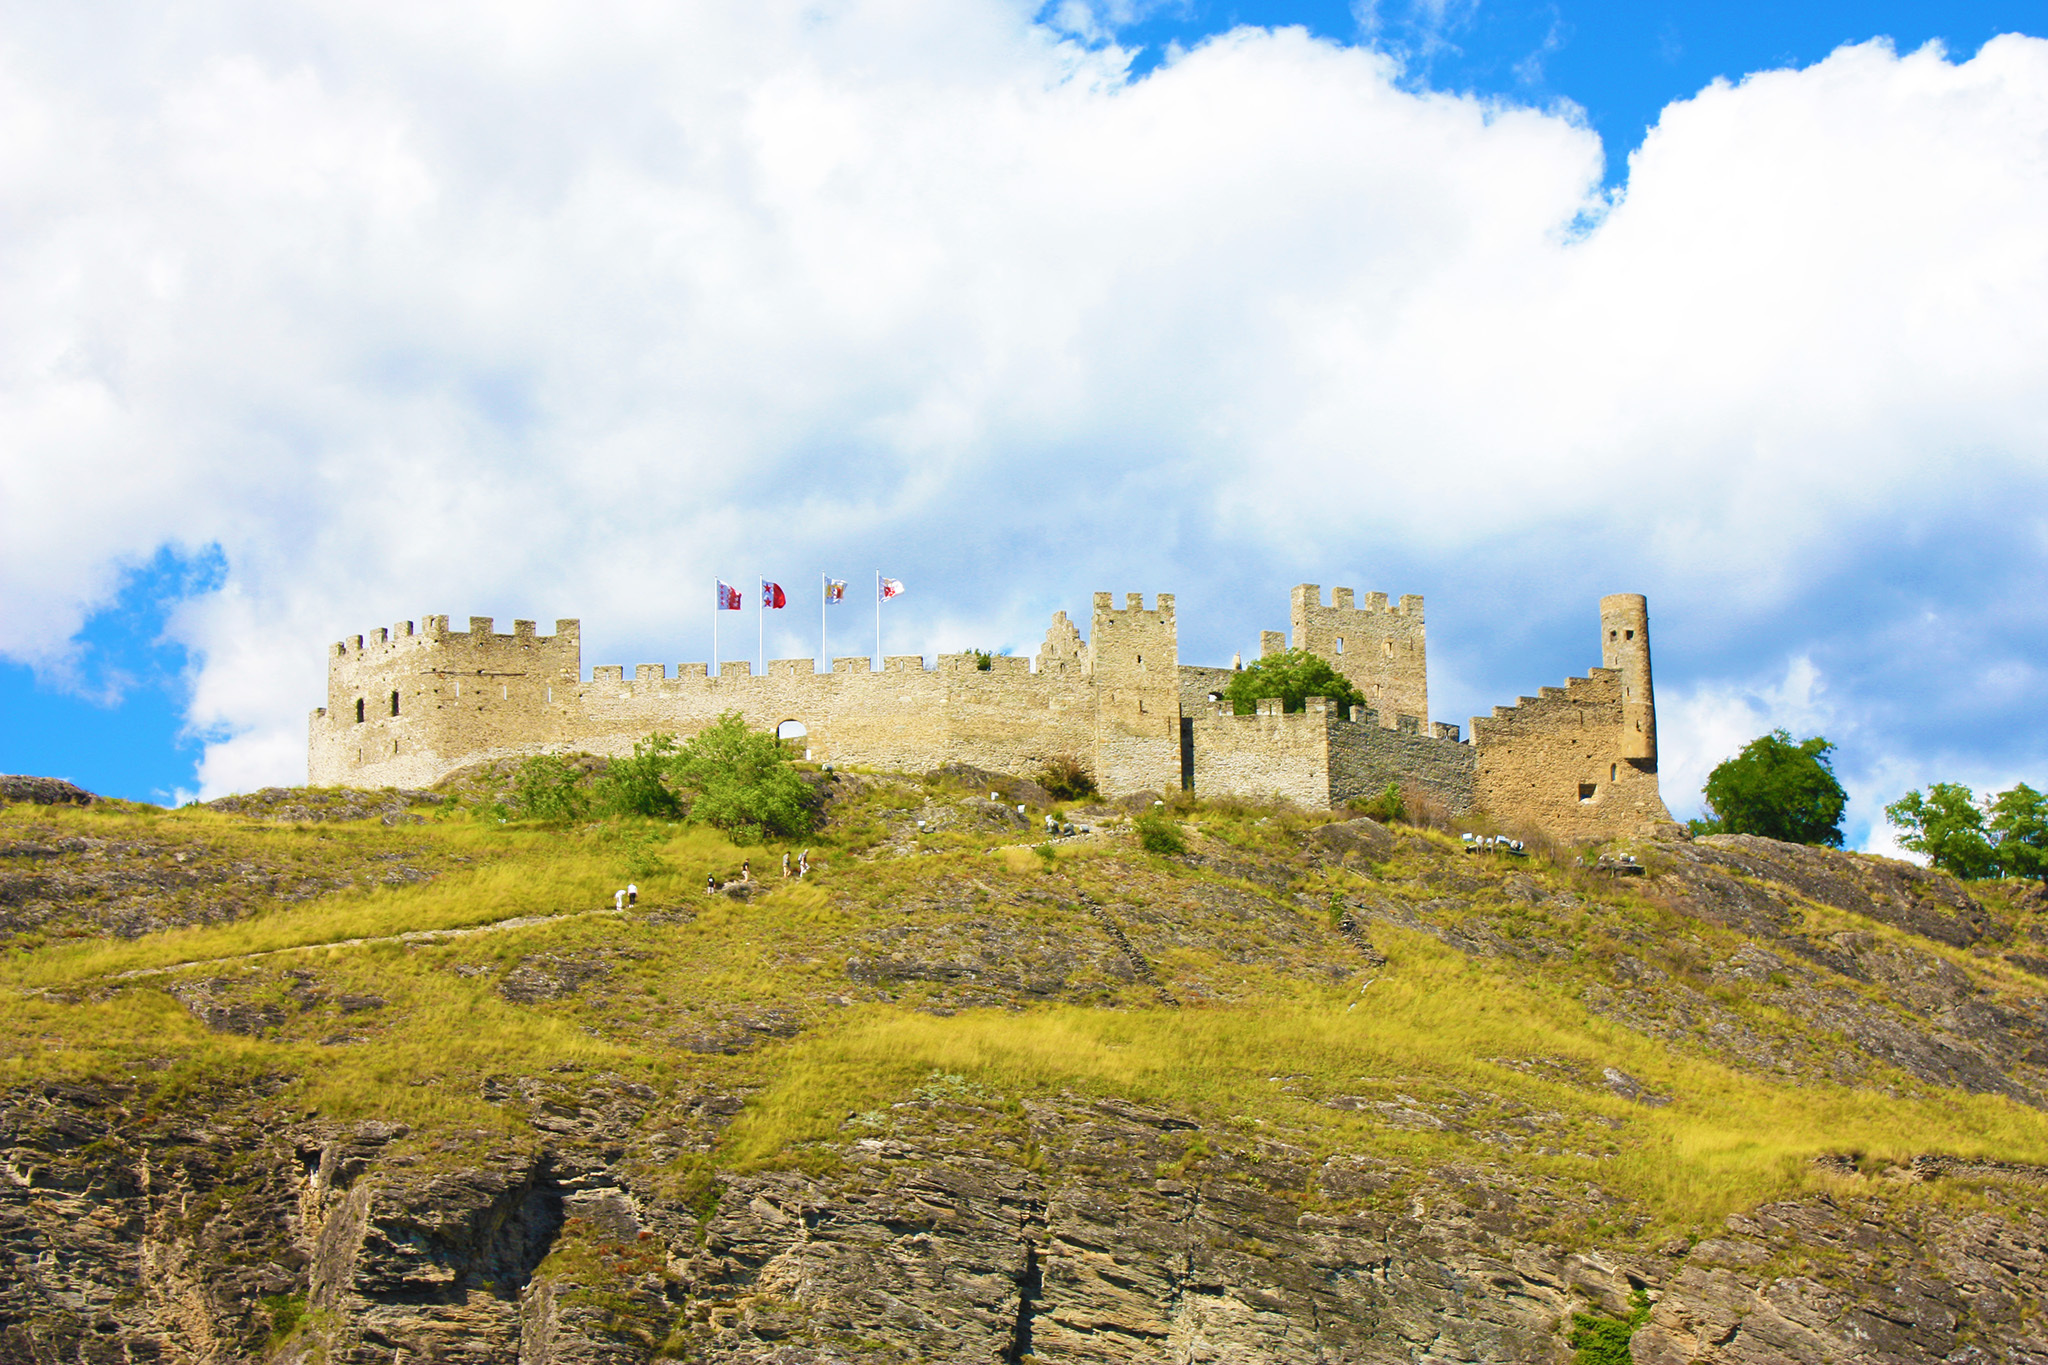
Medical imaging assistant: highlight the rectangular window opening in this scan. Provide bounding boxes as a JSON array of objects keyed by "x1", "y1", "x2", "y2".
[
  {"x1": 355, "y1": 698, "x2": 365, "y2": 723},
  {"x1": 1335, "y1": 636, "x2": 1344, "y2": 654},
  {"x1": 1578, "y1": 782, "x2": 1598, "y2": 803},
  {"x1": 390, "y1": 691, "x2": 400, "y2": 717}
]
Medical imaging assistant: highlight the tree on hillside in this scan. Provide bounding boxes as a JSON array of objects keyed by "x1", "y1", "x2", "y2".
[
  {"x1": 1886, "y1": 781, "x2": 2047, "y2": 881},
  {"x1": 592, "y1": 733, "x2": 685, "y2": 819},
  {"x1": 667, "y1": 711, "x2": 816, "y2": 842},
  {"x1": 1221, "y1": 649, "x2": 1367, "y2": 717},
  {"x1": 1692, "y1": 730, "x2": 1847, "y2": 847},
  {"x1": 1989, "y1": 783, "x2": 2048, "y2": 880}
]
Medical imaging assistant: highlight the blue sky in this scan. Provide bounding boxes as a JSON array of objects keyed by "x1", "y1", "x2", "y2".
[{"x1": 2, "y1": 0, "x2": 2044, "y2": 853}]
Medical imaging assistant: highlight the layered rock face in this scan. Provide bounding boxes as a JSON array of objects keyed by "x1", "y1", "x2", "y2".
[{"x1": 5, "y1": 781, "x2": 2048, "y2": 1363}]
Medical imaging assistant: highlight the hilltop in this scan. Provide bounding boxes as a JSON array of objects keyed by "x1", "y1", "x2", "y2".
[{"x1": 3, "y1": 769, "x2": 2048, "y2": 1363}]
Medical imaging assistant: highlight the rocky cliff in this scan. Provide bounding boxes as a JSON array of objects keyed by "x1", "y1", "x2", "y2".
[{"x1": 4, "y1": 773, "x2": 2048, "y2": 1363}]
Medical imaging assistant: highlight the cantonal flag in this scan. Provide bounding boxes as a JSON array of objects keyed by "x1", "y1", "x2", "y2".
[
  {"x1": 762, "y1": 580, "x2": 787, "y2": 609},
  {"x1": 716, "y1": 580, "x2": 743, "y2": 610},
  {"x1": 879, "y1": 576, "x2": 905, "y2": 600},
  {"x1": 825, "y1": 578, "x2": 847, "y2": 604}
]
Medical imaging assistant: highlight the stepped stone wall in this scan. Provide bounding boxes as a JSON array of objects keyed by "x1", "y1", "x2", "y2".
[{"x1": 310, "y1": 582, "x2": 1674, "y2": 841}]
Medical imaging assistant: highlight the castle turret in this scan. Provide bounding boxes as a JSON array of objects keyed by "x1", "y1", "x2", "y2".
[
  {"x1": 1089, "y1": 592, "x2": 1180, "y2": 795},
  {"x1": 1600, "y1": 593, "x2": 1656, "y2": 764}
]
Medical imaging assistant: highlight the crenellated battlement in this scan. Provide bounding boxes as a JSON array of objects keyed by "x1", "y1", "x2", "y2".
[{"x1": 309, "y1": 582, "x2": 1668, "y2": 841}]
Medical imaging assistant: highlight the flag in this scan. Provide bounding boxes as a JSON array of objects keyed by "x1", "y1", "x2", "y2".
[
  {"x1": 879, "y1": 577, "x2": 905, "y2": 600},
  {"x1": 824, "y1": 578, "x2": 847, "y2": 604},
  {"x1": 761, "y1": 580, "x2": 787, "y2": 609},
  {"x1": 716, "y1": 581, "x2": 742, "y2": 610}
]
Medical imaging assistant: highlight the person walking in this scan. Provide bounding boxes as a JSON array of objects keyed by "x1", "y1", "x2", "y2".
[
  {"x1": 781, "y1": 852, "x2": 790, "y2": 878},
  {"x1": 627, "y1": 882, "x2": 638, "y2": 907},
  {"x1": 705, "y1": 874, "x2": 717, "y2": 894},
  {"x1": 741, "y1": 859, "x2": 752, "y2": 883},
  {"x1": 797, "y1": 849, "x2": 809, "y2": 879}
]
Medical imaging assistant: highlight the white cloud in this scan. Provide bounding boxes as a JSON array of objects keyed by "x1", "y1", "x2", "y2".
[{"x1": 0, "y1": 5, "x2": 2044, "y2": 803}]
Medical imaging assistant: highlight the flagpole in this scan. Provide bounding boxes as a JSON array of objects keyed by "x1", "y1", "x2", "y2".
[
  {"x1": 874, "y1": 570, "x2": 881, "y2": 670},
  {"x1": 758, "y1": 578, "x2": 765, "y2": 675},
  {"x1": 820, "y1": 572, "x2": 827, "y2": 672},
  {"x1": 712, "y1": 579, "x2": 719, "y2": 678}
]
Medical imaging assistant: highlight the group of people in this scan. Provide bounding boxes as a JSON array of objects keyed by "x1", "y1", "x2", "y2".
[
  {"x1": 705, "y1": 850, "x2": 809, "y2": 894},
  {"x1": 611, "y1": 883, "x2": 639, "y2": 911}
]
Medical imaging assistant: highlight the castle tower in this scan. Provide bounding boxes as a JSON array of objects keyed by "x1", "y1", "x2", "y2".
[
  {"x1": 1089, "y1": 592, "x2": 1180, "y2": 795},
  {"x1": 1599, "y1": 593, "x2": 1656, "y2": 764},
  {"x1": 1288, "y1": 584, "x2": 1429, "y2": 729},
  {"x1": 308, "y1": 616, "x2": 581, "y2": 787}
]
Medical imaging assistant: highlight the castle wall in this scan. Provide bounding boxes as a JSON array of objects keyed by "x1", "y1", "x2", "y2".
[
  {"x1": 1469, "y1": 673, "x2": 1673, "y2": 839},
  {"x1": 1188, "y1": 699, "x2": 1336, "y2": 808},
  {"x1": 1287, "y1": 585, "x2": 1429, "y2": 729},
  {"x1": 309, "y1": 617, "x2": 583, "y2": 788},
  {"x1": 1469, "y1": 593, "x2": 1673, "y2": 841},
  {"x1": 308, "y1": 586, "x2": 1672, "y2": 843},
  {"x1": 1327, "y1": 709, "x2": 1475, "y2": 813},
  {"x1": 1189, "y1": 698, "x2": 1474, "y2": 812},
  {"x1": 1088, "y1": 593, "x2": 1181, "y2": 797}
]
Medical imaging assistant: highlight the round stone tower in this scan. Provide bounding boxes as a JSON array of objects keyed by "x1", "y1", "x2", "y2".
[{"x1": 1599, "y1": 593, "x2": 1656, "y2": 764}]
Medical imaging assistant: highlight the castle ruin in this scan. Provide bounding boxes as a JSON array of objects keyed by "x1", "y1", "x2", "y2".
[{"x1": 309, "y1": 585, "x2": 1677, "y2": 841}]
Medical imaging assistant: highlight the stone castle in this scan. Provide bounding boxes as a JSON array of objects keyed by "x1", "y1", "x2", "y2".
[{"x1": 309, "y1": 584, "x2": 1676, "y2": 841}]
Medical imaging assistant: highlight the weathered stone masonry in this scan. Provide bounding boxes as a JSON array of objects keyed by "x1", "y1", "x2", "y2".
[{"x1": 311, "y1": 585, "x2": 1677, "y2": 840}]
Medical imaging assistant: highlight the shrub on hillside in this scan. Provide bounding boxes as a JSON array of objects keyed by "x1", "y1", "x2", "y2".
[
  {"x1": 592, "y1": 734, "x2": 685, "y2": 819},
  {"x1": 1134, "y1": 811, "x2": 1185, "y2": 856},
  {"x1": 1221, "y1": 648, "x2": 1366, "y2": 717},
  {"x1": 511, "y1": 754, "x2": 589, "y2": 823},
  {"x1": 667, "y1": 712, "x2": 817, "y2": 843},
  {"x1": 1037, "y1": 755, "x2": 1097, "y2": 802},
  {"x1": 1353, "y1": 783, "x2": 1404, "y2": 824}
]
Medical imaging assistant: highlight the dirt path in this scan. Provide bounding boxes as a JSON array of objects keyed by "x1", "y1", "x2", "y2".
[{"x1": 104, "y1": 906, "x2": 629, "y2": 982}]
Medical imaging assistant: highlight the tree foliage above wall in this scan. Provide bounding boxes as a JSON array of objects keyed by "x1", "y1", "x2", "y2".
[{"x1": 1221, "y1": 648, "x2": 1367, "y2": 718}]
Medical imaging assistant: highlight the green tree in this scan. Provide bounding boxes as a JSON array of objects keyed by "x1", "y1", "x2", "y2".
[
  {"x1": 511, "y1": 754, "x2": 589, "y2": 823},
  {"x1": 1694, "y1": 730, "x2": 1847, "y2": 846},
  {"x1": 592, "y1": 734, "x2": 685, "y2": 819},
  {"x1": 667, "y1": 712, "x2": 816, "y2": 842},
  {"x1": 1884, "y1": 783, "x2": 1996, "y2": 879},
  {"x1": 1221, "y1": 649, "x2": 1367, "y2": 718},
  {"x1": 1989, "y1": 783, "x2": 2048, "y2": 881}
]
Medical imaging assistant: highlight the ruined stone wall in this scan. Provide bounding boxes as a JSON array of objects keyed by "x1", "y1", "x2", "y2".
[
  {"x1": 1328, "y1": 709, "x2": 1475, "y2": 813},
  {"x1": 1287, "y1": 584, "x2": 1429, "y2": 729},
  {"x1": 309, "y1": 617, "x2": 583, "y2": 788},
  {"x1": 1188, "y1": 699, "x2": 1336, "y2": 808},
  {"x1": 1469, "y1": 593, "x2": 1673, "y2": 841},
  {"x1": 1470, "y1": 670, "x2": 1673, "y2": 840},
  {"x1": 1088, "y1": 593, "x2": 1181, "y2": 797}
]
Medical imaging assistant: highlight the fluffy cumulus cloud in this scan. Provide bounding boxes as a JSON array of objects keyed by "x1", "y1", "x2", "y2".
[{"x1": 2, "y1": 1, "x2": 2044, "y2": 836}]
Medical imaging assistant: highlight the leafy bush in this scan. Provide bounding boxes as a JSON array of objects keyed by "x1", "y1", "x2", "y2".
[
  {"x1": 1692, "y1": 730, "x2": 1847, "y2": 846},
  {"x1": 1134, "y1": 812, "x2": 1185, "y2": 855},
  {"x1": 1569, "y1": 1289, "x2": 1650, "y2": 1365},
  {"x1": 1221, "y1": 648, "x2": 1366, "y2": 717},
  {"x1": 1887, "y1": 781, "x2": 2047, "y2": 880},
  {"x1": 511, "y1": 754, "x2": 589, "y2": 823},
  {"x1": 667, "y1": 712, "x2": 816, "y2": 843},
  {"x1": 1354, "y1": 783, "x2": 1404, "y2": 823},
  {"x1": 592, "y1": 734, "x2": 684, "y2": 819},
  {"x1": 1038, "y1": 755, "x2": 1097, "y2": 802}
]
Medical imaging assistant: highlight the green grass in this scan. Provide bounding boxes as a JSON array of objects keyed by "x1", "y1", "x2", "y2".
[{"x1": 714, "y1": 923, "x2": 2048, "y2": 1239}]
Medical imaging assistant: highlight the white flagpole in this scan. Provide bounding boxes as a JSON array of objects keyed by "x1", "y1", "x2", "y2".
[
  {"x1": 820, "y1": 573, "x2": 827, "y2": 671},
  {"x1": 874, "y1": 570, "x2": 881, "y2": 670},
  {"x1": 712, "y1": 579, "x2": 719, "y2": 677},
  {"x1": 758, "y1": 578, "x2": 765, "y2": 675}
]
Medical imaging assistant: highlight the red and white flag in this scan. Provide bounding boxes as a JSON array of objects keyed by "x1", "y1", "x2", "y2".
[
  {"x1": 879, "y1": 576, "x2": 905, "y2": 600},
  {"x1": 761, "y1": 580, "x2": 787, "y2": 609},
  {"x1": 824, "y1": 578, "x2": 847, "y2": 604},
  {"x1": 716, "y1": 581, "x2": 742, "y2": 610}
]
